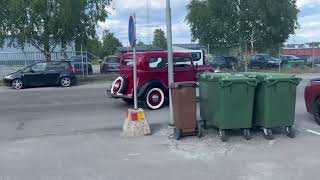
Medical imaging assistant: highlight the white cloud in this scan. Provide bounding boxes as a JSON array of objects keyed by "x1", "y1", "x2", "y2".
[
  {"x1": 96, "y1": 0, "x2": 192, "y2": 45},
  {"x1": 97, "y1": 0, "x2": 320, "y2": 45},
  {"x1": 296, "y1": 0, "x2": 320, "y2": 8}
]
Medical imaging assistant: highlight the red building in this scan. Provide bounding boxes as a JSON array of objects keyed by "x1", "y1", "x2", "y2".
[{"x1": 283, "y1": 48, "x2": 320, "y2": 56}]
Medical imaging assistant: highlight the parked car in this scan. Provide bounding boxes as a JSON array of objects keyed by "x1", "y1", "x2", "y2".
[
  {"x1": 296, "y1": 55, "x2": 310, "y2": 62},
  {"x1": 100, "y1": 56, "x2": 120, "y2": 74},
  {"x1": 71, "y1": 56, "x2": 93, "y2": 75},
  {"x1": 107, "y1": 51, "x2": 206, "y2": 110},
  {"x1": 280, "y1": 55, "x2": 303, "y2": 65},
  {"x1": 3, "y1": 61, "x2": 76, "y2": 90},
  {"x1": 248, "y1": 54, "x2": 281, "y2": 69},
  {"x1": 305, "y1": 78, "x2": 320, "y2": 124},
  {"x1": 208, "y1": 56, "x2": 238, "y2": 70},
  {"x1": 307, "y1": 56, "x2": 320, "y2": 64}
]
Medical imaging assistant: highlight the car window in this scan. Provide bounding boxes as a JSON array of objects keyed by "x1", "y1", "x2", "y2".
[
  {"x1": 122, "y1": 59, "x2": 134, "y2": 66},
  {"x1": 174, "y1": 57, "x2": 192, "y2": 67},
  {"x1": 107, "y1": 57, "x2": 120, "y2": 63},
  {"x1": 30, "y1": 63, "x2": 47, "y2": 72},
  {"x1": 47, "y1": 62, "x2": 69, "y2": 71},
  {"x1": 149, "y1": 57, "x2": 167, "y2": 69},
  {"x1": 191, "y1": 52, "x2": 201, "y2": 61}
]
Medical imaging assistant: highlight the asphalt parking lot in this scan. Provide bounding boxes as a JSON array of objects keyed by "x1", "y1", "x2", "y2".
[{"x1": 1, "y1": 74, "x2": 320, "y2": 180}]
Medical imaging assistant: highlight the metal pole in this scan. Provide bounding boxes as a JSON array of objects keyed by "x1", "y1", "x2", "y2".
[
  {"x1": 133, "y1": 14, "x2": 138, "y2": 110},
  {"x1": 166, "y1": 0, "x2": 174, "y2": 126},
  {"x1": 81, "y1": 45, "x2": 84, "y2": 79},
  {"x1": 133, "y1": 46, "x2": 138, "y2": 110},
  {"x1": 278, "y1": 44, "x2": 281, "y2": 73},
  {"x1": 86, "y1": 51, "x2": 89, "y2": 75}
]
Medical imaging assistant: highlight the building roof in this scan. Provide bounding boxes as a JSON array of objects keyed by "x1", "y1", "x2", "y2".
[
  {"x1": 116, "y1": 46, "x2": 164, "y2": 52},
  {"x1": 172, "y1": 43, "x2": 206, "y2": 50}
]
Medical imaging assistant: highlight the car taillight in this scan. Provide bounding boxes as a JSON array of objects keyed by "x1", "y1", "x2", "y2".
[{"x1": 70, "y1": 67, "x2": 75, "y2": 74}]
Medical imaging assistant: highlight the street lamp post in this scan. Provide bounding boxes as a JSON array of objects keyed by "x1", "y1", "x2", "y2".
[{"x1": 166, "y1": 0, "x2": 174, "y2": 126}]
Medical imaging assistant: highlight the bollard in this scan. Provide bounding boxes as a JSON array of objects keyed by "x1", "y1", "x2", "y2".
[{"x1": 123, "y1": 108, "x2": 151, "y2": 137}]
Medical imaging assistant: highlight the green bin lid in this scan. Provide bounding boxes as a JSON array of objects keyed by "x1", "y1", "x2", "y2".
[
  {"x1": 199, "y1": 73, "x2": 258, "y2": 87},
  {"x1": 241, "y1": 72, "x2": 301, "y2": 85}
]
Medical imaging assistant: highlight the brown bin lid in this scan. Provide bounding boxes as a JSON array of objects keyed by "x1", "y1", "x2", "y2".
[{"x1": 169, "y1": 81, "x2": 198, "y2": 89}]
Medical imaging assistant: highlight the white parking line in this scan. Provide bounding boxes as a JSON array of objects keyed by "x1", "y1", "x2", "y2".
[{"x1": 306, "y1": 129, "x2": 320, "y2": 136}]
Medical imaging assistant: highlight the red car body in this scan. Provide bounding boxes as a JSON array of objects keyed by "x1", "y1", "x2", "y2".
[
  {"x1": 107, "y1": 51, "x2": 213, "y2": 110},
  {"x1": 305, "y1": 79, "x2": 320, "y2": 113}
]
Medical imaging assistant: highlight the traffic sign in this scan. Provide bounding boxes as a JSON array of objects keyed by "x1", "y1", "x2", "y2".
[{"x1": 128, "y1": 15, "x2": 136, "y2": 48}]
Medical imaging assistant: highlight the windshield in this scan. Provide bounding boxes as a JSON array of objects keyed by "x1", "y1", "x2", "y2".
[{"x1": 107, "y1": 57, "x2": 120, "y2": 63}]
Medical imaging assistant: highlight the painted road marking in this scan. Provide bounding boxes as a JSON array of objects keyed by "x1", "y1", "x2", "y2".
[{"x1": 306, "y1": 129, "x2": 320, "y2": 136}]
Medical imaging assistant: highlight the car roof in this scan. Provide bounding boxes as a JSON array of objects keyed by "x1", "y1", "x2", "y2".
[{"x1": 121, "y1": 51, "x2": 192, "y2": 60}]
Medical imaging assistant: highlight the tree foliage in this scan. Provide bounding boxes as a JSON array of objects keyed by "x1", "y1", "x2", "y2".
[
  {"x1": 152, "y1": 29, "x2": 167, "y2": 50},
  {"x1": 136, "y1": 40, "x2": 147, "y2": 47},
  {"x1": 186, "y1": 0, "x2": 299, "y2": 54},
  {"x1": 0, "y1": 0, "x2": 112, "y2": 60},
  {"x1": 101, "y1": 30, "x2": 123, "y2": 57}
]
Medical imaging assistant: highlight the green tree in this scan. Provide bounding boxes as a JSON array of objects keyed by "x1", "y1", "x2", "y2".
[
  {"x1": 0, "y1": 0, "x2": 112, "y2": 61},
  {"x1": 102, "y1": 30, "x2": 123, "y2": 57},
  {"x1": 85, "y1": 36, "x2": 103, "y2": 58},
  {"x1": 186, "y1": 0, "x2": 299, "y2": 54},
  {"x1": 153, "y1": 29, "x2": 167, "y2": 50},
  {"x1": 136, "y1": 40, "x2": 147, "y2": 47}
]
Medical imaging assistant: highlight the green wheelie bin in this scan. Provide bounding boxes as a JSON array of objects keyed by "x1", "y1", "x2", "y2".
[
  {"x1": 199, "y1": 73, "x2": 258, "y2": 142},
  {"x1": 243, "y1": 73, "x2": 301, "y2": 140}
]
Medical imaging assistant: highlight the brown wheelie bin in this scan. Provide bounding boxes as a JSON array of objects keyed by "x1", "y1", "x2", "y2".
[{"x1": 169, "y1": 81, "x2": 203, "y2": 140}]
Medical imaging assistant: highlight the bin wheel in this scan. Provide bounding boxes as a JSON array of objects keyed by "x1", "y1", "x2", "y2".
[
  {"x1": 173, "y1": 128, "x2": 182, "y2": 140},
  {"x1": 197, "y1": 124, "x2": 204, "y2": 138},
  {"x1": 243, "y1": 129, "x2": 251, "y2": 140},
  {"x1": 263, "y1": 128, "x2": 274, "y2": 140},
  {"x1": 219, "y1": 129, "x2": 227, "y2": 142},
  {"x1": 286, "y1": 126, "x2": 295, "y2": 138}
]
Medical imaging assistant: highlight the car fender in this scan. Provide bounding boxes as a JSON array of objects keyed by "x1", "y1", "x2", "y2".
[{"x1": 137, "y1": 79, "x2": 168, "y2": 99}]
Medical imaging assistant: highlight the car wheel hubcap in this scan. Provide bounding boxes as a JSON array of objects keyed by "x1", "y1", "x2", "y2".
[
  {"x1": 113, "y1": 80, "x2": 121, "y2": 93},
  {"x1": 13, "y1": 80, "x2": 22, "y2": 89},
  {"x1": 62, "y1": 78, "x2": 71, "y2": 86},
  {"x1": 147, "y1": 88, "x2": 164, "y2": 109}
]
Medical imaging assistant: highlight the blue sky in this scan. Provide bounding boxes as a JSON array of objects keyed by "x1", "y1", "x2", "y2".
[{"x1": 97, "y1": 0, "x2": 320, "y2": 45}]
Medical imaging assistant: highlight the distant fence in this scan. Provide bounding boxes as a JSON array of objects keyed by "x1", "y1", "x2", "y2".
[{"x1": 0, "y1": 51, "x2": 102, "y2": 78}]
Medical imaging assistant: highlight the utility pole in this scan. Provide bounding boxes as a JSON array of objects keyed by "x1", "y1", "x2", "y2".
[{"x1": 166, "y1": 0, "x2": 174, "y2": 126}]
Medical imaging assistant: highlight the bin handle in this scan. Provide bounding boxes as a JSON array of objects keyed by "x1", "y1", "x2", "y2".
[
  {"x1": 221, "y1": 80, "x2": 233, "y2": 87},
  {"x1": 266, "y1": 79, "x2": 279, "y2": 87},
  {"x1": 246, "y1": 80, "x2": 257, "y2": 87},
  {"x1": 221, "y1": 80, "x2": 257, "y2": 87},
  {"x1": 267, "y1": 78, "x2": 301, "y2": 87},
  {"x1": 290, "y1": 79, "x2": 301, "y2": 85},
  {"x1": 177, "y1": 83, "x2": 197, "y2": 89}
]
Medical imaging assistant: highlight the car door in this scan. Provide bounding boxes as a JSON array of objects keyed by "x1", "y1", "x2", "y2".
[
  {"x1": 173, "y1": 57, "x2": 196, "y2": 82},
  {"x1": 22, "y1": 62, "x2": 47, "y2": 86},
  {"x1": 146, "y1": 56, "x2": 168, "y2": 86},
  {"x1": 44, "y1": 62, "x2": 62, "y2": 85}
]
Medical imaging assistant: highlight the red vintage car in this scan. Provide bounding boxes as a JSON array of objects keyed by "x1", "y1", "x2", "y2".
[
  {"x1": 305, "y1": 78, "x2": 320, "y2": 124},
  {"x1": 107, "y1": 51, "x2": 213, "y2": 110}
]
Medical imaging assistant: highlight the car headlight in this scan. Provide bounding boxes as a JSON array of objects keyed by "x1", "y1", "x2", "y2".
[{"x1": 4, "y1": 75, "x2": 12, "y2": 79}]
